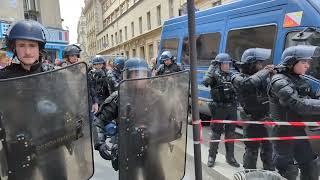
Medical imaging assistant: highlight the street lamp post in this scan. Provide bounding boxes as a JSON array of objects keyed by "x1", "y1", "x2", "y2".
[{"x1": 187, "y1": 0, "x2": 203, "y2": 180}]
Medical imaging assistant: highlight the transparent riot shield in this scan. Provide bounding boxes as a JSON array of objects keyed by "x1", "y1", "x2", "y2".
[
  {"x1": 118, "y1": 70, "x2": 190, "y2": 180},
  {"x1": 0, "y1": 62, "x2": 94, "y2": 180}
]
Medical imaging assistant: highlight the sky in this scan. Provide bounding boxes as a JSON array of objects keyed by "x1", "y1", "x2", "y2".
[{"x1": 59, "y1": 0, "x2": 85, "y2": 44}]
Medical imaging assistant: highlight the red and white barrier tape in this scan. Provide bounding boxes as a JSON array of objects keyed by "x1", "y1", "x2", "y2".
[
  {"x1": 201, "y1": 119, "x2": 320, "y2": 127},
  {"x1": 204, "y1": 135, "x2": 320, "y2": 143}
]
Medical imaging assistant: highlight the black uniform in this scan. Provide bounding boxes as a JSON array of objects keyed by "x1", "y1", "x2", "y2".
[
  {"x1": 231, "y1": 69, "x2": 274, "y2": 170},
  {"x1": 269, "y1": 72, "x2": 320, "y2": 180},
  {"x1": 106, "y1": 69, "x2": 122, "y2": 93},
  {"x1": 93, "y1": 91, "x2": 119, "y2": 170},
  {"x1": 203, "y1": 65, "x2": 239, "y2": 167},
  {"x1": 267, "y1": 45, "x2": 320, "y2": 180},
  {"x1": 88, "y1": 68, "x2": 110, "y2": 105},
  {"x1": 0, "y1": 63, "x2": 43, "y2": 79},
  {"x1": 155, "y1": 63, "x2": 182, "y2": 76}
]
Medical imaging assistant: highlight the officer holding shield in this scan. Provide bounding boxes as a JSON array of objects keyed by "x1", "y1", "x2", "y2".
[
  {"x1": 0, "y1": 20, "x2": 93, "y2": 180},
  {"x1": 0, "y1": 20, "x2": 50, "y2": 79},
  {"x1": 0, "y1": 19, "x2": 70, "y2": 180},
  {"x1": 93, "y1": 58, "x2": 187, "y2": 180},
  {"x1": 62, "y1": 44, "x2": 81, "y2": 65}
]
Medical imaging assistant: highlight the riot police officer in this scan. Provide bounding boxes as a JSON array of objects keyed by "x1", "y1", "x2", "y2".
[
  {"x1": 231, "y1": 48, "x2": 274, "y2": 170},
  {"x1": 88, "y1": 55, "x2": 110, "y2": 113},
  {"x1": 106, "y1": 56, "x2": 125, "y2": 93},
  {"x1": 155, "y1": 51, "x2": 182, "y2": 75},
  {"x1": 202, "y1": 53, "x2": 240, "y2": 168},
  {"x1": 94, "y1": 58, "x2": 185, "y2": 180},
  {"x1": 0, "y1": 20, "x2": 49, "y2": 78},
  {"x1": 0, "y1": 20, "x2": 69, "y2": 180},
  {"x1": 63, "y1": 44, "x2": 81, "y2": 65},
  {"x1": 268, "y1": 45, "x2": 320, "y2": 180}
]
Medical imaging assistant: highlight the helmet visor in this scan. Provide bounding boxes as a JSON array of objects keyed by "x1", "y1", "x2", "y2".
[{"x1": 123, "y1": 68, "x2": 149, "y2": 80}]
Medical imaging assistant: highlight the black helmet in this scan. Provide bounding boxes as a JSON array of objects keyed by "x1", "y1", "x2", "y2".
[
  {"x1": 241, "y1": 48, "x2": 271, "y2": 64},
  {"x1": 92, "y1": 55, "x2": 105, "y2": 65},
  {"x1": 123, "y1": 58, "x2": 151, "y2": 79},
  {"x1": 5, "y1": 20, "x2": 47, "y2": 51},
  {"x1": 113, "y1": 57, "x2": 126, "y2": 72},
  {"x1": 215, "y1": 53, "x2": 232, "y2": 63},
  {"x1": 63, "y1": 44, "x2": 81, "y2": 58},
  {"x1": 281, "y1": 45, "x2": 320, "y2": 66}
]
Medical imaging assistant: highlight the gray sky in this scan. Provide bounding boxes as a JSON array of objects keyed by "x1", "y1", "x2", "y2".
[{"x1": 59, "y1": 0, "x2": 84, "y2": 44}]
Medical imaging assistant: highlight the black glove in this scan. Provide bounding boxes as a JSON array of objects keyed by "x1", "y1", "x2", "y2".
[
  {"x1": 111, "y1": 144, "x2": 119, "y2": 171},
  {"x1": 99, "y1": 143, "x2": 112, "y2": 160}
]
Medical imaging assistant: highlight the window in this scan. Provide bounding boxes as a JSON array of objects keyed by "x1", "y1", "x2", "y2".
[
  {"x1": 182, "y1": 33, "x2": 221, "y2": 66},
  {"x1": 120, "y1": 3, "x2": 125, "y2": 14},
  {"x1": 226, "y1": 25, "x2": 277, "y2": 64},
  {"x1": 148, "y1": 43, "x2": 154, "y2": 61},
  {"x1": 131, "y1": 22, "x2": 135, "y2": 37},
  {"x1": 157, "y1": 5, "x2": 161, "y2": 26},
  {"x1": 169, "y1": 0, "x2": 174, "y2": 18},
  {"x1": 102, "y1": 37, "x2": 105, "y2": 48},
  {"x1": 24, "y1": 0, "x2": 37, "y2": 11},
  {"x1": 132, "y1": 48, "x2": 136, "y2": 57},
  {"x1": 160, "y1": 39, "x2": 179, "y2": 59},
  {"x1": 111, "y1": 35, "x2": 114, "y2": 46},
  {"x1": 139, "y1": 16, "x2": 143, "y2": 34},
  {"x1": 125, "y1": 26, "x2": 128, "y2": 40},
  {"x1": 120, "y1": 29, "x2": 123, "y2": 43},
  {"x1": 212, "y1": 0, "x2": 222, "y2": 7},
  {"x1": 106, "y1": 34, "x2": 109, "y2": 47},
  {"x1": 115, "y1": 32, "x2": 118, "y2": 44},
  {"x1": 140, "y1": 46, "x2": 145, "y2": 59},
  {"x1": 147, "y1": 12, "x2": 151, "y2": 30}
]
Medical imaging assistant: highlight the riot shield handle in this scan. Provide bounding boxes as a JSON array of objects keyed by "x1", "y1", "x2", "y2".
[{"x1": 7, "y1": 134, "x2": 36, "y2": 175}]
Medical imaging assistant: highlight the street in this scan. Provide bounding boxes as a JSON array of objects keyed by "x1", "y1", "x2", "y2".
[{"x1": 90, "y1": 125, "x2": 264, "y2": 180}]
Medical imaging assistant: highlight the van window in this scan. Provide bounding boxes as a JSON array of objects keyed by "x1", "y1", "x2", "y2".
[
  {"x1": 160, "y1": 39, "x2": 179, "y2": 58},
  {"x1": 285, "y1": 31, "x2": 320, "y2": 79},
  {"x1": 182, "y1": 32, "x2": 221, "y2": 66},
  {"x1": 226, "y1": 25, "x2": 277, "y2": 64}
]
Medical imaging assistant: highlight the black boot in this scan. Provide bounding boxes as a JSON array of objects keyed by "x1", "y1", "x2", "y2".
[
  {"x1": 243, "y1": 147, "x2": 258, "y2": 169},
  {"x1": 260, "y1": 141, "x2": 275, "y2": 171},
  {"x1": 225, "y1": 131, "x2": 240, "y2": 168},
  {"x1": 208, "y1": 133, "x2": 220, "y2": 168},
  {"x1": 300, "y1": 156, "x2": 320, "y2": 180},
  {"x1": 225, "y1": 142, "x2": 240, "y2": 167},
  {"x1": 278, "y1": 165, "x2": 298, "y2": 180},
  {"x1": 207, "y1": 155, "x2": 216, "y2": 168}
]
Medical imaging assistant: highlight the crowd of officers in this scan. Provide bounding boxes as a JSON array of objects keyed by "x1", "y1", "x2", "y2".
[
  {"x1": 203, "y1": 46, "x2": 320, "y2": 180},
  {"x1": 0, "y1": 19, "x2": 184, "y2": 179},
  {"x1": 1, "y1": 19, "x2": 320, "y2": 180}
]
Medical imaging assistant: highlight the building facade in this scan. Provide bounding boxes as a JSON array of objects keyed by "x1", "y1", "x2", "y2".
[
  {"x1": 82, "y1": 0, "x2": 233, "y2": 64},
  {"x1": 0, "y1": 0, "x2": 69, "y2": 62},
  {"x1": 82, "y1": 0, "x2": 104, "y2": 57},
  {"x1": 77, "y1": 9, "x2": 90, "y2": 62}
]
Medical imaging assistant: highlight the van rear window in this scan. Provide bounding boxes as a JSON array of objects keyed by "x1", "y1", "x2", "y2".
[
  {"x1": 226, "y1": 25, "x2": 277, "y2": 64},
  {"x1": 182, "y1": 32, "x2": 221, "y2": 66},
  {"x1": 160, "y1": 39, "x2": 179, "y2": 58}
]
